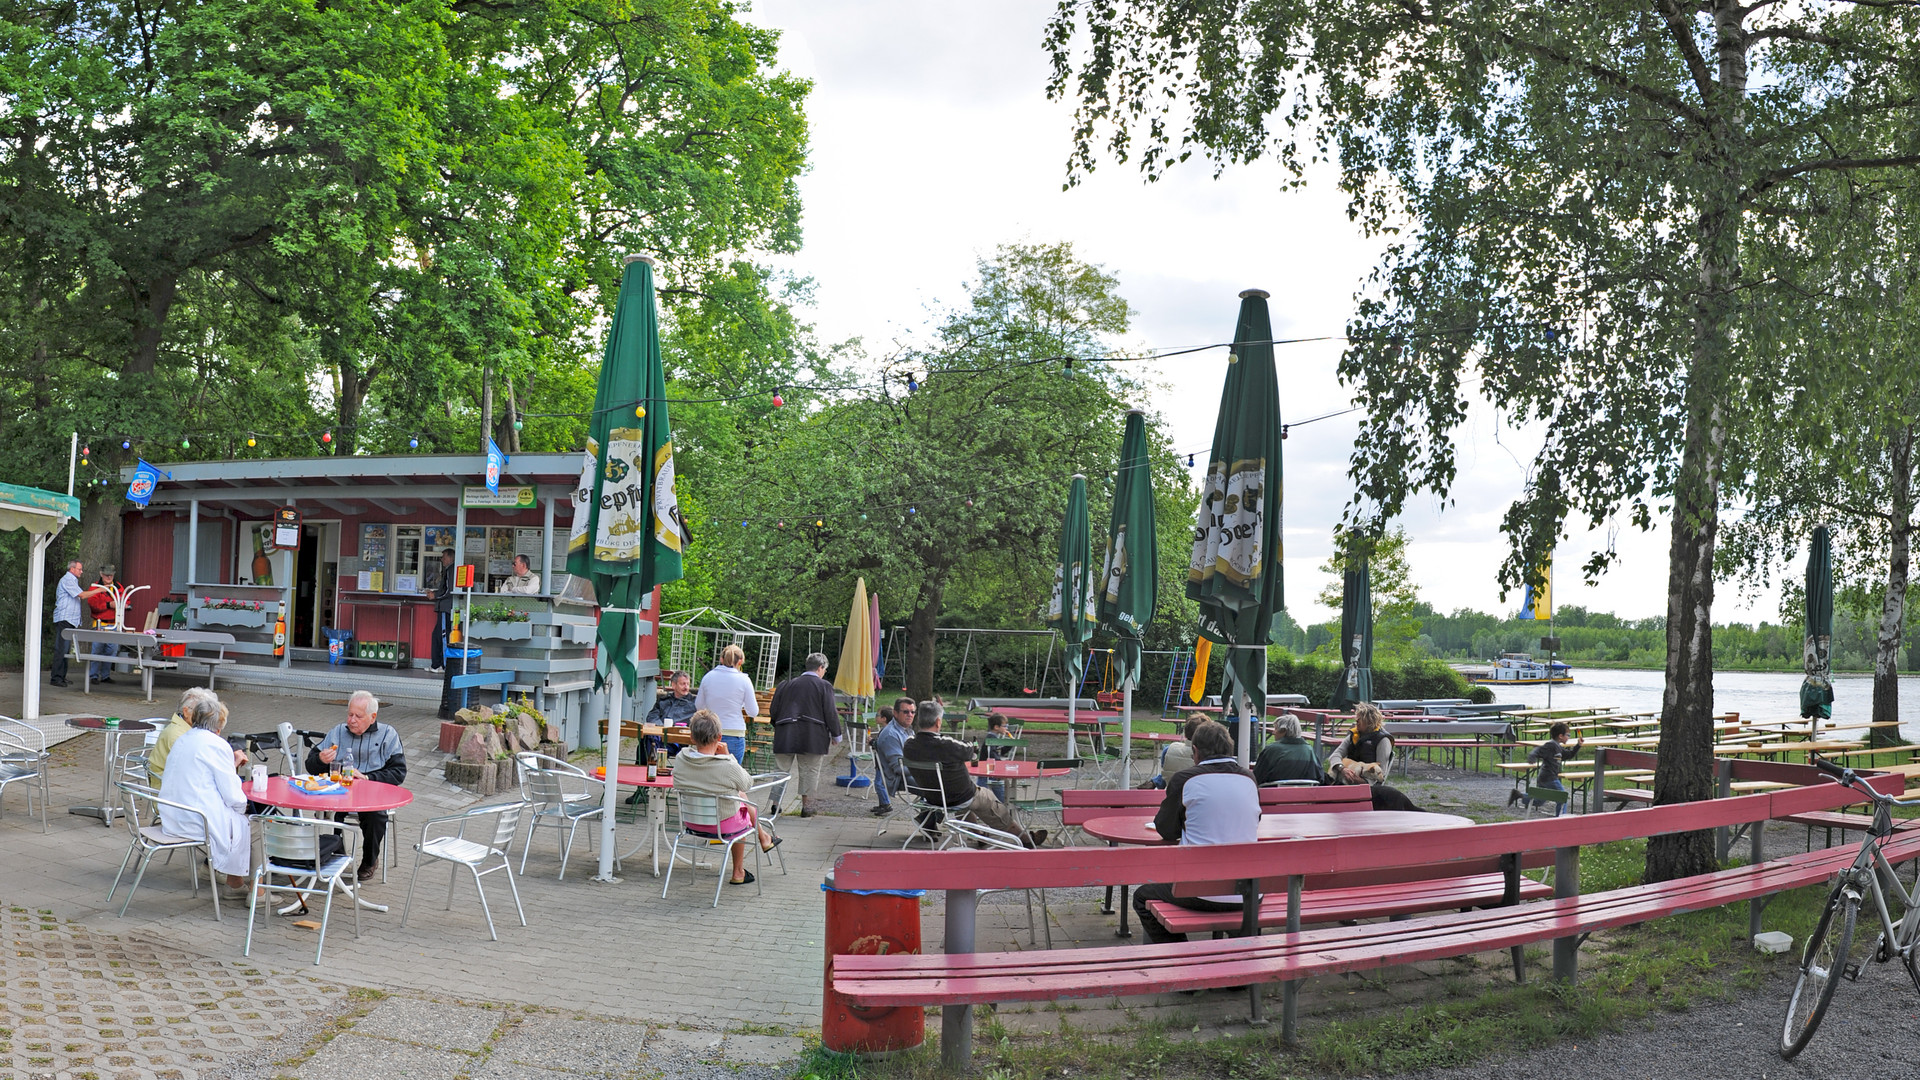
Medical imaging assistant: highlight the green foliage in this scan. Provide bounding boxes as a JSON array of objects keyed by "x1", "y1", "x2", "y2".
[
  {"x1": 682, "y1": 242, "x2": 1196, "y2": 698},
  {"x1": 468, "y1": 601, "x2": 530, "y2": 624},
  {"x1": 1312, "y1": 527, "x2": 1423, "y2": 665},
  {"x1": 1265, "y1": 652, "x2": 1488, "y2": 708}
]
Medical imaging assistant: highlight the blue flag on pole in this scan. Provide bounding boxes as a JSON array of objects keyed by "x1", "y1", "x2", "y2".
[
  {"x1": 126, "y1": 460, "x2": 162, "y2": 508},
  {"x1": 485, "y1": 438, "x2": 507, "y2": 494}
]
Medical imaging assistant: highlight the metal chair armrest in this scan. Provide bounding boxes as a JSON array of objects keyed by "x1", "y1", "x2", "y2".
[{"x1": 418, "y1": 801, "x2": 528, "y2": 841}]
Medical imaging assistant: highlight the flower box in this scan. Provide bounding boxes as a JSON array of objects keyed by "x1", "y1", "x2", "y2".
[
  {"x1": 469, "y1": 620, "x2": 534, "y2": 642},
  {"x1": 196, "y1": 607, "x2": 269, "y2": 629}
]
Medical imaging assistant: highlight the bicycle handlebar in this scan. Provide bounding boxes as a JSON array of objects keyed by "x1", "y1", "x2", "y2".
[
  {"x1": 1812, "y1": 754, "x2": 1920, "y2": 808},
  {"x1": 1813, "y1": 755, "x2": 1850, "y2": 780}
]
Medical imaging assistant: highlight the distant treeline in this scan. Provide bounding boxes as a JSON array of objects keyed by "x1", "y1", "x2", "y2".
[{"x1": 1289, "y1": 604, "x2": 1915, "y2": 672}]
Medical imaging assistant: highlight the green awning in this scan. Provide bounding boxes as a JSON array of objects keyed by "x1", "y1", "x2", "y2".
[{"x1": 0, "y1": 482, "x2": 80, "y2": 535}]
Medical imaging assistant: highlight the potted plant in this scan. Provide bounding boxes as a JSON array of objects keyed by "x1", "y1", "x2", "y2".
[{"x1": 467, "y1": 601, "x2": 534, "y2": 641}]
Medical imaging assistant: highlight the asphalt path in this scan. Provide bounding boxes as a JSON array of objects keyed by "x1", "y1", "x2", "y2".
[{"x1": 1401, "y1": 966, "x2": 1920, "y2": 1080}]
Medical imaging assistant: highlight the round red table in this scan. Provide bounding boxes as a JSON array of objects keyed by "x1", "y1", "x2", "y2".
[
  {"x1": 966, "y1": 761, "x2": 1072, "y2": 780},
  {"x1": 253, "y1": 775, "x2": 414, "y2": 815},
  {"x1": 1079, "y1": 810, "x2": 1472, "y2": 846},
  {"x1": 593, "y1": 765, "x2": 678, "y2": 875},
  {"x1": 66, "y1": 716, "x2": 155, "y2": 826}
]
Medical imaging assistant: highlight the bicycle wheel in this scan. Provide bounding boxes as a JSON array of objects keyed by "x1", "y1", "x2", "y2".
[{"x1": 1782, "y1": 884, "x2": 1859, "y2": 1058}]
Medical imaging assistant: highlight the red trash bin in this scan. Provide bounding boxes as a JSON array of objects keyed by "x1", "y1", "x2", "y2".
[{"x1": 821, "y1": 870, "x2": 925, "y2": 1056}]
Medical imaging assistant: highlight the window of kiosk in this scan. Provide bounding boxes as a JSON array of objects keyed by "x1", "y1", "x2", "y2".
[{"x1": 393, "y1": 526, "x2": 424, "y2": 593}]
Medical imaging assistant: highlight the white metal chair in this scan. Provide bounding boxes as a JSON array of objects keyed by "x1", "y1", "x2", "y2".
[
  {"x1": 515, "y1": 752, "x2": 604, "y2": 880},
  {"x1": 0, "y1": 716, "x2": 52, "y2": 831},
  {"x1": 402, "y1": 801, "x2": 528, "y2": 941},
  {"x1": 106, "y1": 781, "x2": 221, "y2": 920},
  {"x1": 662, "y1": 777, "x2": 785, "y2": 907},
  {"x1": 245, "y1": 816, "x2": 360, "y2": 965},
  {"x1": 943, "y1": 817, "x2": 1053, "y2": 947},
  {"x1": 900, "y1": 754, "x2": 965, "y2": 850}
]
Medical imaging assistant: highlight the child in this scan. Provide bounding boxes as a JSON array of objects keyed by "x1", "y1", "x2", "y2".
[
  {"x1": 979, "y1": 713, "x2": 1015, "y2": 800},
  {"x1": 1514, "y1": 721, "x2": 1583, "y2": 815}
]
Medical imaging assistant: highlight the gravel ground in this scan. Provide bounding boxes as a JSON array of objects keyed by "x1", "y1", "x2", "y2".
[{"x1": 1399, "y1": 965, "x2": 1920, "y2": 1080}]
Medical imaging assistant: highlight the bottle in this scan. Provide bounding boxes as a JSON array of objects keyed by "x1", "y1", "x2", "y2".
[
  {"x1": 272, "y1": 604, "x2": 287, "y2": 657},
  {"x1": 448, "y1": 610, "x2": 462, "y2": 646}
]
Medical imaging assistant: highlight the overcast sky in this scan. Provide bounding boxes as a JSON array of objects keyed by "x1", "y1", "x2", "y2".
[{"x1": 750, "y1": 1, "x2": 1782, "y2": 628}]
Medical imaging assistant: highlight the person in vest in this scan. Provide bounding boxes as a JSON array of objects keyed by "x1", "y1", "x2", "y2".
[{"x1": 1325, "y1": 703, "x2": 1424, "y2": 812}]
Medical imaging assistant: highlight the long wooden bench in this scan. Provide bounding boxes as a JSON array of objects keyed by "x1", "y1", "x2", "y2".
[{"x1": 830, "y1": 764, "x2": 1902, "y2": 1070}]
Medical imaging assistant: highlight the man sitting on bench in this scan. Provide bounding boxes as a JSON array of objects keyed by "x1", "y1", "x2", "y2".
[
  {"x1": 903, "y1": 701, "x2": 1046, "y2": 849},
  {"x1": 1132, "y1": 720, "x2": 1260, "y2": 943}
]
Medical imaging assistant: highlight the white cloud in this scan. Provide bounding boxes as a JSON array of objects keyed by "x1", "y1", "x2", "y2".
[{"x1": 750, "y1": 0, "x2": 1780, "y2": 629}]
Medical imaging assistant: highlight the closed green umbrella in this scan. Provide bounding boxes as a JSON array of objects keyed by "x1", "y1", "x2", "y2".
[
  {"x1": 1100, "y1": 409, "x2": 1158, "y2": 785},
  {"x1": 1048, "y1": 474, "x2": 1098, "y2": 757},
  {"x1": 1328, "y1": 561, "x2": 1374, "y2": 711},
  {"x1": 1187, "y1": 289, "x2": 1285, "y2": 764},
  {"x1": 567, "y1": 254, "x2": 688, "y2": 881},
  {"x1": 1800, "y1": 525, "x2": 1834, "y2": 724}
]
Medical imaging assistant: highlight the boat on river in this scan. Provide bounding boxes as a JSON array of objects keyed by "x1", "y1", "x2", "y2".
[{"x1": 1462, "y1": 653, "x2": 1573, "y2": 685}]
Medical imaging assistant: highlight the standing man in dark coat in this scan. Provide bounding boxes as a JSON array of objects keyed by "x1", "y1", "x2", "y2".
[
  {"x1": 769, "y1": 652, "x2": 843, "y2": 817},
  {"x1": 430, "y1": 547, "x2": 455, "y2": 673}
]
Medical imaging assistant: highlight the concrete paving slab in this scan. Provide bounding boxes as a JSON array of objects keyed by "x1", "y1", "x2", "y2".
[
  {"x1": 645, "y1": 1028, "x2": 723, "y2": 1055},
  {"x1": 486, "y1": 1016, "x2": 650, "y2": 1075},
  {"x1": 293, "y1": 1032, "x2": 475, "y2": 1080},
  {"x1": 721, "y1": 1033, "x2": 805, "y2": 1064},
  {"x1": 350, "y1": 998, "x2": 506, "y2": 1051}
]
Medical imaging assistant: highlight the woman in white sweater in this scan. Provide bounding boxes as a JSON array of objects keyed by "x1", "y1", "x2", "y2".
[{"x1": 693, "y1": 643, "x2": 758, "y2": 762}]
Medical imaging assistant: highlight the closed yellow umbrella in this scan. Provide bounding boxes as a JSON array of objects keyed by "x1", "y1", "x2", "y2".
[{"x1": 834, "y1": 577, "x2": 877, "y2": 700}]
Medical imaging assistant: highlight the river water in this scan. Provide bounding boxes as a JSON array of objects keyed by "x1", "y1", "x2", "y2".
[{"x1": 1479, "y1": 667, "x2": 1920, "y2": 741}]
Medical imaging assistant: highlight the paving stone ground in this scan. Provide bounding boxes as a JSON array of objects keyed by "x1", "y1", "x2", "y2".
[{"x1": 3, "y1": 669, "x2": 1544, "y2": 1079}]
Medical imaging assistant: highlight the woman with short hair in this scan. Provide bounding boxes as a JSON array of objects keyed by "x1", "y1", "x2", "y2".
[
  {"x1": 157, "y1": 698, "x2": 253, "y2": 899},
  {"x1": 693, "y1": 643, "x2": 759, "y2": 763},
  {"x1": 671, "y1": 709, "x2": 778, "y2": 885}
]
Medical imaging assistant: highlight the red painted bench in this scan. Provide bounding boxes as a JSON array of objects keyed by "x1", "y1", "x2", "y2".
[
  {"x1": 830, "y1": 763, "x2": 1902, "y2": 1070},
  {"x1": 1148, "y1": 853, "x2": 1557, "y2": 936}
]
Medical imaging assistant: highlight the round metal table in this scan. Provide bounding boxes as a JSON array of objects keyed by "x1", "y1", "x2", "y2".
[{"x1": 65, "y1": 716, "x2": 155, "y2": 826}]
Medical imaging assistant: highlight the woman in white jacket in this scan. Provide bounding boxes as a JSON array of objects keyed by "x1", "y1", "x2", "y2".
[
  {"x1": 693, "y1": 643, "x2": 758, "y2": 762},
  {"x1": 157, "y1": 698, "x2": 252, "y2": 899}
]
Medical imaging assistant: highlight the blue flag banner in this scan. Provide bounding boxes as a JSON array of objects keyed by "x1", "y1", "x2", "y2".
[
  {"x1": 127, "y1": 460, "x2": 162, "y2": 508},
  {"x1": 485, "y1": 438, "x2": 507, "y2": 494}
]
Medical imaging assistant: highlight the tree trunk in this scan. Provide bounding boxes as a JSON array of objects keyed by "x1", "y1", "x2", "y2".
[
  {"x1": 1873, "y1": 426, "x2": 1914, "y2": 748},
  {"x1": 1646, "y1": 1, "x2": 1746, "y2": 885},
  {"x1": 80, "y1": 491, "x2": 125, "y2": 583},
  {"x1": 336, "y1": 356, "x2": 369, "y2": 456},
  {"x1": 124, "y1": 275, "x2": 178, "y2": 376},
  {"x1": 904, "y1": 577, "x2": 944, "y2": 702}
]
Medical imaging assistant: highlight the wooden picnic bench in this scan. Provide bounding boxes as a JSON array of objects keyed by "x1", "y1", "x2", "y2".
[{"x1": 830, "y1": 763, "x2": 1905, "y2": 1069}]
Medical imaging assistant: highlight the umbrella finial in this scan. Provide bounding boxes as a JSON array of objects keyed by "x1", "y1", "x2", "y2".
[
  {"x1": 624, "y1": 253, "x2": 656, "y2": 267},
  {"x1": 1238, "y1": 288, "x2": 1271, "y2": 300}
]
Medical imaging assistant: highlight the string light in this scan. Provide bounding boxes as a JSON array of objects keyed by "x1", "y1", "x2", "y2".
[
  {"x1": 1187, "y1": 453, "x2": 1195, "y2": 467},
  {"x1": 770, "y1": 394, "x2": 785, "y2": 408},
  {"x1": 635, "y1": 406, "x2": 646, "y2": 418},
  {"x1": 513, "y1": 420, "x2": 523, "y2": 431},
  {"x1": 320, "y1": 432, "x2": 332, "y2": 444},
  {"x1": 245, "y1": 438, "x2": 255, "y2": 447},
  {"x1": 409, "y1": 438, "x2": 419, "y2": 448},
  {"x1": 122, "y1": 440, "x2": 130, "y2": 450}
]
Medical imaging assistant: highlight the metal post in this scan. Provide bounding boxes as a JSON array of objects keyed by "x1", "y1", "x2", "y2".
[
  {"x1": 541, "y1": 493, "x2": 555, "y2": 593},
  {"x1": 23, "y1": 531, "x2": 51, "y2": 721},
  {"x1": 67, "y1": 431, "x2": 77, "y2": 496},
  {"x1": 1552, "y1": 846, "x2": 1580, "y2": 981},
  {"x1": 942, "y1": 888, "x2": 978, "y2": 1072},
  {"x1": 1281, "y1": 874, "x2": 1302, "y2": 1041},
  {"x1": 1749, "y1": 809, "x2": 1767, "y2": 939},
  {"x1": 187, "y1": 499, "x2": 200, "y2": 591},
  {"x1": 1587, "y1": 747, "x2": 1607, "y2": 814},
  {"x1": 1120, "y1": 677, "x2": 1134, "y2": 788}
]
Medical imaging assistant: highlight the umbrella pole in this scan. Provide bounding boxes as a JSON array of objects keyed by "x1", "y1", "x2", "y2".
[
  {"x1": 23, "y1": 531, "x2": 50, "y2": 721},
  {"x1": 1237, "y1": 684, "x2": 1253, "y2": 769},
  {"x1": 1120, "y1": 677, "x2": 1134, "y2": 788},
  {"x1": 593, "y1": 687, "x2": 624, "y2": 883}
]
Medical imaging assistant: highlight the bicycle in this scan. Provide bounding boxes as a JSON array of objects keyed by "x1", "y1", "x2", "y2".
[{"x1": 1780, "y1": 756, "x2": 1920, "y2": 1058}]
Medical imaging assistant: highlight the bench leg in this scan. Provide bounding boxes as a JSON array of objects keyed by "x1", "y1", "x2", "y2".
[
  {"x1": 1510, "y1": 945, "x2": 1525, "y2": 983},
  {"x1": 1281, "y1": 874, "x2": 1301, "y2": 1042},
  {"x1": 1748, "y1": 817, "x2": 1767, "y2": 940},
  {"x1": 1552, "y1": 845, "x2": 1580, "y2": 981},
  {"x1": 942, "y1": 888, "x2": 977, "y2": 1072}
]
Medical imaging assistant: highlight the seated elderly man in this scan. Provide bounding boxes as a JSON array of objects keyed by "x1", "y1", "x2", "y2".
[
  {"x1": 305, "y1": 690, "x2": 407, "y2": 884},
  {"x1": 901, "y1": 701, "x2": 1046, "y2": 849},
  {"x1": 1253, "y1": 712, "x2": 1323, "y2": 785},
  {"x1": 157, "y1": 697, "x2": 253, "y2": 901},
  {"x1": 145, "y1": 686, "x2": 219, "y2": 789}
]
